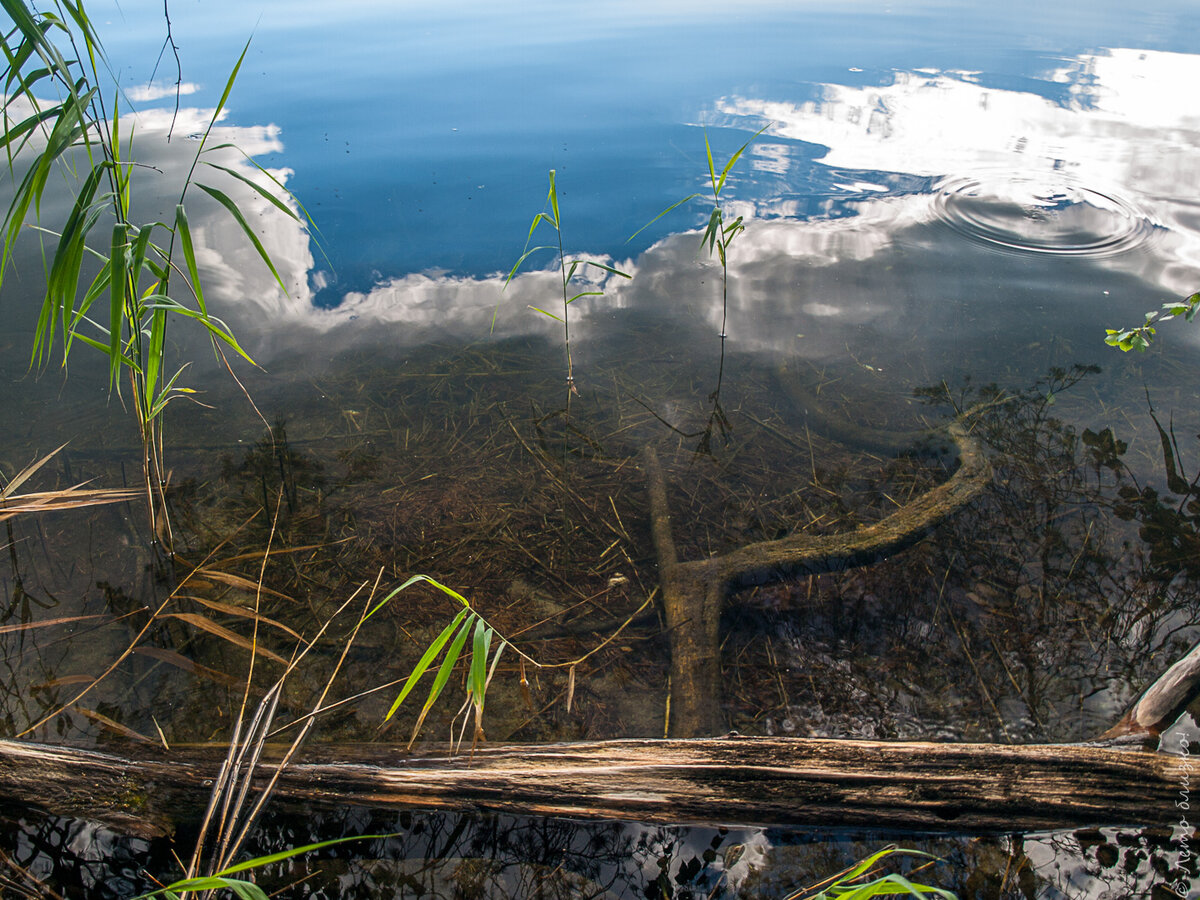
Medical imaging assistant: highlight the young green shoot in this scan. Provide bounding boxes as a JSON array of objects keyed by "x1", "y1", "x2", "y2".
[{"x1": 505, "y1": 169, "x2": 630, "y2": 394}]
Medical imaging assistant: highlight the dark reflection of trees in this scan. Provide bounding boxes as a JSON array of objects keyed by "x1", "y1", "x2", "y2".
[
  {"x1": 4, "y1": 806, "x2": 1193, "y2": 899},
  {"x1": 723, "y1": 364, "x2": 1200, "y2": 743}
]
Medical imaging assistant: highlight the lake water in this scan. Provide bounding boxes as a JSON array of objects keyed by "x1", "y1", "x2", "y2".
[{"x1": 3, "y1": 0, "x2": 1200, "y2": 896}]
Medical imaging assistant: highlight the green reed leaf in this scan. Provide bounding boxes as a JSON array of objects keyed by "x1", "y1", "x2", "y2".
[
  {"x1": 175, "y1": 205, "x2": 206, "y2": 315},
  {"x1": 384, "y1": 606, "x2": 470, "y2": 722},
  {"x1": 200, "y1": 160, "x2": 301, "y2": 222},
  {"x1": 469, "y1": 617, "x2": 492, "y2": 703},
  {"x1": 197, "y1": 182, "x2": 290, "y2": 298},
  {"x1": 527, "y1": 305, "x2": 563, "y2": 322},
  {"x1": 504, "y1": 243, "x2": 555, "y2": 287},
  {"x1": 566, "y1": 291, "x2": 602, "y2": 305},
  {"x1": 107, "y1": 222, "x2": 126, "y2": 383},
  {"x1": 408, "y1": 614, "x2": 476, "y2": 747}
]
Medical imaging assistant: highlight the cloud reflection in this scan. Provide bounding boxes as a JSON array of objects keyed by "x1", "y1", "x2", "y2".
[{"x1": 13, "y1": 44, "x2": 1196, "y2": 365}]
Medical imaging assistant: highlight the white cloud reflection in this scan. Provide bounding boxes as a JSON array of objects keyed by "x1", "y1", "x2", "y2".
[
  {"x1": 12, "y1": 44, "x2": 1200, "y2": 366},
  {"x1": 125, "y1": 81, "x2": 200, "y2": 102}
]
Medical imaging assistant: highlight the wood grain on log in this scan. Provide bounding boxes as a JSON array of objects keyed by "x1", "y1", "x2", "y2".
[{"x1": 0, "y1": 736, "x2": 1181, "y2": 839}]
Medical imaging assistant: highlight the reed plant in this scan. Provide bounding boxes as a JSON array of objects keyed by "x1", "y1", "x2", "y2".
[
  {"x1": 1, "y1": 0, "x2": 299, "y2": 553},
  {"x1": 632, "y1": 126, "x2": 767, "y2": 452},
  {"x1": 788, "y1": 845, "x2": 957, "y2": 900},
  {"x1": 505, "y1": 169, "x2": 630, "y2": 395}
]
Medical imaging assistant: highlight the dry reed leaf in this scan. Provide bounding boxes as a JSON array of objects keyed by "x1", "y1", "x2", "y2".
[
  {"x1": 0, "y1": 443, "x2": 68, "y2": 497},
  {"x1": 183, "y1": 596, "x2": 303, "y2": 641},
  {"x1": 189, "y1": 568, "x2": 293, "y2": 601},
  {"x1": 164, "y1": 613, "x2": 288, "y2": 664},
  {"x1": 0, "y1": 613, "x2": 112, "y2": 635},
  {"x1": 0, "y1": 488, "x2": 138, "y2": 520},
  {"x1": 132, "y1": 646, "x2": 245, "y2": 687},
  {"x1": 73, "y1": 705, "x2": 153, "y2": 743},
  {"x1": 31, "y1": 674, "x2": 96, "y2": 690}
]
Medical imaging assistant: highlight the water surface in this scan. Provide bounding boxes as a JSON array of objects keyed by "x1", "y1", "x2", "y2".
[{"x1": 2, "y1": 0, "x2": 1200, "y2": 895}]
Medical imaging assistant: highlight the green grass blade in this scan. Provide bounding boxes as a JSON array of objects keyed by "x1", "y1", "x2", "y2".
[
  {"x1": 408, "y1": 614, "x2": 475, "y2": 746},
  {"x1": 715, "y1": 123, "x2": 769, "y2": 195},
  {"x1": 364, "y1": 573, "x2": 471, "y2": 623},
  {"x1": 0, "y1": 103, "x2": 60, "y2": 152},
  {"x1": 566, "y1": 291, "x2": 602, "y2": 305},
  {"x1": 107, "y1": 222, "x2": 126, "y2": 385},
  {"x1": 212, "y1": 37, "x2": 250, "y2": 127},
  {"x1": 384, "y1": 606, "x2": 470, "y2": 722},
  {"x1": 527, "y1": 305, "x2": 563, "y2": 322},
  {"x1": 200, "y1": 160, "x2": 300, "y2": 222},
  {"x1": 174, "y1": 205, "x2": 206, "y2": 314},
  {"x1": 134, "y1": 835, "x2": 391, "y2": 897},
  {"x1": 469, "y1": 617, "x2": 492, "y2": 702},
  {"x1": 705, "y1": 131, "x2": 717, "y2": 194},
  {"x1": 580, "y1": 260, "x2": 632, "y2": 279},
  {"x1": 547, "y1": 169, "x2": 559, "y2": 226},
  {"x1": 626, "y1": 192, "x2": 704, "y2": 243},
  {"x1": 504, "y1": 243, "x2": 554, "y2": 287},
  {"x1": 197, "y1": 182, "x2": 290, "y2": 297}
]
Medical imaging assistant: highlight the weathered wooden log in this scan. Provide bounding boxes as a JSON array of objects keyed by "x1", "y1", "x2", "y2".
[
  {"x1": 0, "y1": 736, "x2": 1183, "y2": 839},
  {"x1": 645, "y1": 417, "x2": 991, "y2": 737}
]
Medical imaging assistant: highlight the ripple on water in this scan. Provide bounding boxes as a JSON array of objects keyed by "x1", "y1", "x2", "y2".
[{"x1": 930, "y1": 173, "x2": 1160, "y2": 258}]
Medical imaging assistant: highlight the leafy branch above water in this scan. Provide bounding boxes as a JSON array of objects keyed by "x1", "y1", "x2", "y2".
[{"x1": 1105, "y1": 290, "x2": 1200, "y2": 351}]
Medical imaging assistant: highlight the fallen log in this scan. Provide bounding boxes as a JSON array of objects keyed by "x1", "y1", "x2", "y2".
[{"x1": 0, "y1": 736, "x2": 1182, "y2": 839}]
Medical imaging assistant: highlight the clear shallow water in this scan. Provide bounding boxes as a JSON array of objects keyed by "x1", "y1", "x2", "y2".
[{"x1": 3, "y1": 0, "x2": 1200, "y2": 895}]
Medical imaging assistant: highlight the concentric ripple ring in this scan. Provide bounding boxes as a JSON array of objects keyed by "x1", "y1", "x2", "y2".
[{"x1": 931, "y1": 174, "x2": 1159, "y2": 258}]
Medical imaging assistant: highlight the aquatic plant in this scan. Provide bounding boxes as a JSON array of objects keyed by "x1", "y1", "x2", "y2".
[
  {"x1": 633, "y1": 125, "x2": 767, "y2": 342},
  {"x1": 632, "y1": 125, "x2": 767, "y2": 452},
  {"x1": 1, "y1": 0, "x2": 299, "y2": 552},
  {"x1": 790, "y1": 845, "x2": 957, "y2": 900},
  {"x1": 504, "y1": 169, "x2": 630, "y2": 393}
]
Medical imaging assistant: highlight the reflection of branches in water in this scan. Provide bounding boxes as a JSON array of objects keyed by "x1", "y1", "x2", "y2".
[
  {"x1": 4, "y1": 806, "x2": 1194, "y2": 899},
  {"x1": 0, "y1": 814, "x2": 154, "y2": 899},
  {"x1": 728, "y1": 364, "x2": 1200, "y2": 743}
]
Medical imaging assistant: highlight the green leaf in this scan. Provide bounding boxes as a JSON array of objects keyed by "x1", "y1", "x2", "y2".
[
  {"x1": 504, "y1": 243, "x2": 555, "y2": 287},
  {"x1": 408, "y1": 614, "x2": 475, "y2": 747},
  {"x1": 200, "y1": 161, "x2": 301, "y2": 223},
  {"x1": 107, "y1": 222, "x2": 127, "y2": 385},
  {"x1": 133, "y1": 835, "x2": 391, "y2": 898},
  {"x1": 197, "y1": 182, "x2": 291, "y2": 298},
  {"x1": 175, "y1": 205, "x2": 206, "y2": 314},
  {"x1": 566, "y1": 291, "x2": 602, "y2": 305},
  {"x1": 547, "y1": 169, "x2": 559, "y2": 226},
  {"x1": 527, "y1": 305, "x2": 564, "y2": 322},
  {"x1": 715, "y1": 123, "x2": 769, "y2": 196},
  {"x1": 383, "y1": 606, "x2": 470, "y2": 722},
  {"x1": 626, "y1": 192, "x2": 703, "y2": 243},
  {"x1": 469, "y1": 617, "x2": 492, "y2": 703}
]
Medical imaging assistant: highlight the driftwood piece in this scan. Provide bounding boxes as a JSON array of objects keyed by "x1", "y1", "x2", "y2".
[
  {"x1": 645, "y1": 419, "x2": 991, "y2": 737},
  {"x1": 1099, "y1": 638, "x2": 1200, "y2": 746},
  {"x1": 0, "y1": 736, "x2": 1183, "y2": 839}
]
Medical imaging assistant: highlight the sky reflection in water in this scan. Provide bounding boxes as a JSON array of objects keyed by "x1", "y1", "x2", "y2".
[
  {"x1": 3, "y1": 5, "x2": 1200, "y2": 894},
  {"x1": 37, "y1": 0, "x2": 1196, "y2": 377}
]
